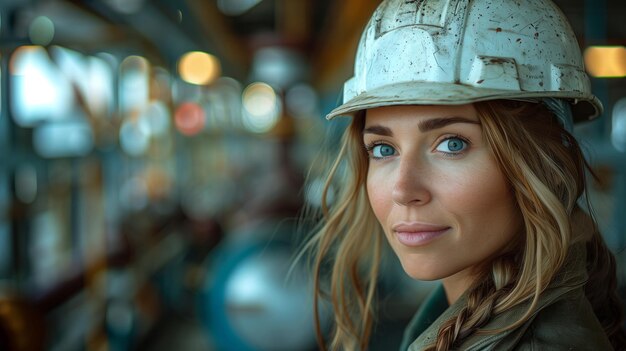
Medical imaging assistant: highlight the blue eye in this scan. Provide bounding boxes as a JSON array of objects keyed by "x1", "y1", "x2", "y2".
[
  {"x1": 436, "y1": 137, "x2": 467, "y2": 154},
  {"x1": 371, "y1": 144, "x2": 396, "y2": 158}
]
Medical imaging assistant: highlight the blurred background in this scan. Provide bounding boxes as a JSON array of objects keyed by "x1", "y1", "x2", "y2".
[{"x1": 0, "y1": 0, "x2": 624, "y2": 350}]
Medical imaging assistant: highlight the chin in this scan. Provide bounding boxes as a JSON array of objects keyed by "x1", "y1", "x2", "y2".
[{"x1": 399, "y1": 260, "x2": 446, "y2": 281}]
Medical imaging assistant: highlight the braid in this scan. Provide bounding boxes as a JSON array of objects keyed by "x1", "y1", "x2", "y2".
[{"x1": 424, "y1": 274, "x2": 514, "y2": 351}]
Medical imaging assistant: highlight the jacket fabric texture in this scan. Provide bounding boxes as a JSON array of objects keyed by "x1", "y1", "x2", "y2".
[{"x1": 400, "y1": 242, "x2": 613, "y2": 350}]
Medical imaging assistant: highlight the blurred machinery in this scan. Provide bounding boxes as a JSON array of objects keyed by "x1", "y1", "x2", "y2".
[{"x1": 202, "y1": 222, "x2": 317, "y2": 351}]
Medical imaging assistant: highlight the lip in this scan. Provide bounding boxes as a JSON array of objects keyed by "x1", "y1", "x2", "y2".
[{"x1": 392, "y1": 222, "x2": 450, "y2": 247}]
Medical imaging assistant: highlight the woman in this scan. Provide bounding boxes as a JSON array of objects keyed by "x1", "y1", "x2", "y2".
[{"x1": 303, "y1": 0, "x2": 626, "y2": 350}]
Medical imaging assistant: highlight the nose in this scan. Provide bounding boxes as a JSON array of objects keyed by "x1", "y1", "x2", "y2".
[{"x1": 391, "y1": 156, "x2": 432, "y2": 206}]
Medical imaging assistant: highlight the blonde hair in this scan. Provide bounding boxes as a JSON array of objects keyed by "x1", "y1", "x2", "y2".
[{"x1": 302, "y1": 100, "x2": 625, "y2": 350}]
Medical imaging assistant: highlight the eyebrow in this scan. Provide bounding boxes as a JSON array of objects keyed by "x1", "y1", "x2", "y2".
[{"x1": 363, "y1": 116, "x2": 480, "y2": 135}]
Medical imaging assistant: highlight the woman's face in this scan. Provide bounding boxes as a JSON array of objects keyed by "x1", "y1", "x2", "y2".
[{"x1": 364, "y1": 104, "x2": 520, "y2": 297}]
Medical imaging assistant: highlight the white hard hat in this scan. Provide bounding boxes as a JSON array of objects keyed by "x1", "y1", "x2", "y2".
[{"x1": 327, "y1": 0, "x2": 602, "y2": 122}]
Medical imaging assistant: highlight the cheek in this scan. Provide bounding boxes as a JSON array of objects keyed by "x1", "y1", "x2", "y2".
[
  {"x1": 366, "y1": 168, "x2": 391, "y2": 222},
  {"x1": 440, "y1": 157, "x2": 517, "y2": 231}
]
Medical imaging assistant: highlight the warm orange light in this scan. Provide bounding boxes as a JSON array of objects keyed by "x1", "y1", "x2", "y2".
[
  {"x1": 178, "y1": 51, "x2": 221, "y2": 85},
  {"x1": 584, "y1": 46, "x2": 626, "y2": 78}
]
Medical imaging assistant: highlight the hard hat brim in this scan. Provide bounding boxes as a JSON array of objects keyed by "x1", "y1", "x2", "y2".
[{"x1": 326, "y1": 82, "x2": 602, "y2": 122}]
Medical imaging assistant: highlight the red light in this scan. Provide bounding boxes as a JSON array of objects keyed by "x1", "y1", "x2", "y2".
[{"x1": 174, "y1": 102, "x2": 205, "y2": 136}]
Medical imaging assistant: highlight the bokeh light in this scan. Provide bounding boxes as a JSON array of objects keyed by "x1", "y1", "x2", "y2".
[
  {"x1": 33, "y1": 119, "x2": 94, "y2": 158},
  {"x1": 51, "y1": 46, "x2": 114, "y2": 118},
  {"x1": 207, "y1": 77, "x2": 243, "y2": 130},
  {"x1": 612, "y1": 98, "x2": 626, "y2": 152},
  {"x1": 10, "y1": 45, "x2": 74, "y2": 126},
  {"x1": 242, "y1": 82, "x2": 281, "y2": 133},
  {"x1": 286, "y1": 83, "x2": 318, "y2": 117},
  {"x1": 175, "y1": 102, "x2": 206, "y2": 136},
  {"x1": 140, "y1": 101, "x2": 171, "y2": 136},
  {"x1": 120, "y1": 55, "x2": 150, "y2": 114},
  {"x1": 119, "y1": 119, "x2": 150, "y2": 156},
  {"x1": 584, "y1": 46, "x2": 626, "y2": 78},
  {"x1": 178, "y1": 51, "x2": 221, "y2": 86},
  {"x1": 251, "y1": 47, "x2": 307, "y2": 89},
  {"x1": 29, "y1": 16, "x2": 55, "y2": 46}
]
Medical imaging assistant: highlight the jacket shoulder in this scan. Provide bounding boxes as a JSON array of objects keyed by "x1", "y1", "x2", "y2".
[{"x1": 506, "y1": 291, "x2": 613, "y2": 351}]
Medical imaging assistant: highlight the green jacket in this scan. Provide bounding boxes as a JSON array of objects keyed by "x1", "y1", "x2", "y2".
[{"x1": 400, "y1": 244, "x2": 613, "y2": 350}]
